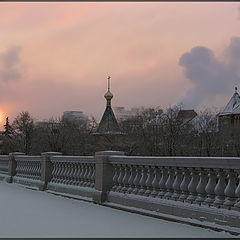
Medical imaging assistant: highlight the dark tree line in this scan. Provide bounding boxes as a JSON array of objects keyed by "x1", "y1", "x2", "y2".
[{"x1": 1, "y1": 107, "x2": 239, "y2": 157}]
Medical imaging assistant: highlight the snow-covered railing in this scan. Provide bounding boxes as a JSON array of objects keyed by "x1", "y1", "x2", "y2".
[
  {"x1": 50, "y1": 156, "x2": 95, "y2": 187},
  {"x1": 107, "y1": 156, "x2": 240, "y2": 211},
  {"x1": 15, "y1": 155, "x2": 41, "y2": 180}
]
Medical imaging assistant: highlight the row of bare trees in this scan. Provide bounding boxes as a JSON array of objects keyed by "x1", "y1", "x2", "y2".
[{"x1": 1, "y1": 107, "x2": 239, "y2": 156}]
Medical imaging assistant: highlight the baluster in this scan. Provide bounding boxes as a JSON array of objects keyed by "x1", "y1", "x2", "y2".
[
  {"x1": 67, "y1": 162, "x2": 74, "y2": 185},
  {"x1": 90, "y1": 164, "x2": 95, "y2": 188},
  {"x1": 213, "y1": 169, "x2": 226, "y2": 208},
  {"x1": 179, "y1": 168, "x2": 191, "y2": 202},
  {"x1": 86, "y1": 164, "x2": 92, "y2": 187},
  {"x1": 75, "y1": 163, "x2": 82, "y2": 185},
  {"x1": 158, "y1": 167, "x2": 168, "y2": 198},
  {"x1": 63, "y1": 162, "x2": 70, "y2": 184},
  {"x1": 121, "y1": 165, "x2": 130, "y2": 193},
  {"x1": 127, "y1": 165, "x2": 135, "y2": 194},
  {"x1": 151, "y1": 166, "x2": 161, "y2": 197},
  {"x1": 22, "y1": 161, "x2": 27, "y2": 178},
  {"x1": 186, "y1": 168, "x2": 199, "y2": 203},
  {"x1": 164, "y1": 167, "x2": 175, "y2": 199},
  {"x1": 132, "y1": 165, "x2": 141, "y2": 195},
  {"x1": 37, "y1": 161, "x2": 41, "y2": 179},
  {"x1": 171, "y1": 167, "x2": 182, "y2": 201},
  {"x1": 116, "y1": 164, "x2": 124, "y2": 192},
  {"x1": 204, "y1": 168, "x2": 216, "y2": 206},
  {"x1": 71, "y1": 162, "x2": 77, "y2": 185},
  {"x1": 23, "y1": 161, "x2": 27, "y2": 178},
  {"x1": 80, "y1": 163, "x2": 86, "y2": 186},
  {"x1": 51, "y1": 162, "x2": 57, "y2": 183},
  {"x1": 79, "y1": 164, "x2": 85, "y2": 186},
  {"x1": 195, "y1": 168, "x2": 208, "y2": 205},
  {"x1": 145, "y1": 166, "x2": 154, "y2": 196},
  {"x1": 84, "y1": 163, "x2": 91, "y2": 186},
  {"x1": 233, "y1": 170, "x2": 240, "y2": 210},
  {"x1": 111, "y1": 164, "x2": 119, "y2": 191},
  {"x1": 26, "y1": 161, "x2": 30, "y2": 178},
  {"x1": 32, "y1": 162, "x2": 36, "y2": 179},
  {"x1": 30, "y1": 161, "x2": 34, "y2": 178},
  {"x1": 223, "y1": 169, "x2": 237, "y2": 209},
  {"x1": 59, "y1": 162, "x2": 66, "y2": 184},
  {"x1": 55, "y1": 162, "x2": 61, "y2": 183},
  {"x1": 138, "y1": 165, "x2": 148, "y2": 196}
]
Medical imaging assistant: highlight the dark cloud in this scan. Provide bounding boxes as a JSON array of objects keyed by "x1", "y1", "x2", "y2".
[
  {"x1": 0, "y1": 46, "x2": 22, "y2": 82},
  {"x1": 178, "y1": 37, "x2": 240, "y2": 109}
]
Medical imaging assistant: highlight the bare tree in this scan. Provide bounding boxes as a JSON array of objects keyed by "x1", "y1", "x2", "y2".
[{"x1": 12, "y1": 111, "x2": 34, "y2": 154}]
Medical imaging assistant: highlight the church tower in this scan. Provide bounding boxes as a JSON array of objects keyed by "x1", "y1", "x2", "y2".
[{"x1": 93, "y1": 76, "x2": 124, "y2": 151}]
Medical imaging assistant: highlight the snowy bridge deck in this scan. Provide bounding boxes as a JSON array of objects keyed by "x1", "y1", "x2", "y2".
[{"x1": 0, "y1": 181, "x2": 232, "y2": 238}]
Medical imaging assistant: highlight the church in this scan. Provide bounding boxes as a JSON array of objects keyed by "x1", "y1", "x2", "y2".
[{"x1": 218, "y1": 87, "x2": 240, "y2": 131}]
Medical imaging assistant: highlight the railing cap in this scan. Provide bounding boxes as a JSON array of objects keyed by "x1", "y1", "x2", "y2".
[
  {"x1": 41, "y1": 152, "x2": 62, "y2": 157},
  {"x1": 95, "y1": 150, "x2": 125, "y2": 156},
  {"x1": 9, "y1": 152, "x2": 25, "y2": 156}
]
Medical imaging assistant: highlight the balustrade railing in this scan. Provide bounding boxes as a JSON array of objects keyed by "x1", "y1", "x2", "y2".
[
  {"x1": 50, "y1": 156, "x2": 95, "y2": 188},
  {"x1": 0, "y1": 155, "x2": 9, "y2": 174},
  {"x1": 109, "y1": 156, "x2": 240, "y2": 211},
  {"x1": 15, "y1": 156, "x2": 41, "y2": 180}
]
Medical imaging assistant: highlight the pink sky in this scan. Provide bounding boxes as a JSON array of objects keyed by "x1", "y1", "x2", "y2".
[{"x1": 0, "y1": 2, "x2": 239, "y2": 126}]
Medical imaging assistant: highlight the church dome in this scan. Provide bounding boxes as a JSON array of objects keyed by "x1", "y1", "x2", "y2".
[{"x1": 104, "y1": 90, "x2": 113, "y2": 100}]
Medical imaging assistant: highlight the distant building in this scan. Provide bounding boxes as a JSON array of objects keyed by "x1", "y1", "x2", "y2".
[
  {"x1": 177, "y1": 109, "x2": 197, "y2": 125},
  {"x1": 218, "y1": 87, "x2": 240, "y2": 131},
  {"x1": 62, "y1": 111, "x2": 88, "y2": 123},
  {"x1": 113, "y1": 106, "x2": 143, "y2": 121}
]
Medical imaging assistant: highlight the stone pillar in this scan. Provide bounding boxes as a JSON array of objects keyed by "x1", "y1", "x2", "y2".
[
  {"x1": 92, "y1": 150, "x2": 125, "y2": 204},
  {"x1": 39, "y1": 152, "x2": 62, "y2": 191},
  {"x1": 6, "y1": 152, "x2": 25, "y2": 183}
]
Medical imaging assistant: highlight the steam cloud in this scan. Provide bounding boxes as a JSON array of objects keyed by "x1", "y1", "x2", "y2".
[
  {"x1": 0, "y1": 46, "x2": 22, "y2": 82},
  {"x1": 178, "y1": 37, "x2": 240, "y2": 109}
]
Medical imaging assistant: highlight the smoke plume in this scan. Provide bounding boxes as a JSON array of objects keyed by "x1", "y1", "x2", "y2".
[{"x1": 178, "y1": 37, "x2": 240, "y2": 109}]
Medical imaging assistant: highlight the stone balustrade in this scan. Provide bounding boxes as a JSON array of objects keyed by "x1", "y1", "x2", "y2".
[
  {"x1": 107, "y1": 156, "x2": 240, "y2": 211},
  {"x1": 50, "y1": 156, "x2": 95, "y2": 188},
  {"x1": 15, "y1": 156, "x2": 41, "y2": 180},
  {"x1": 0, "y1": 151, "x2": 240, "y2": 235}
]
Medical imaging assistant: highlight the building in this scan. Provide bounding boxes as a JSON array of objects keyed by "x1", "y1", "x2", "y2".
[
  {"x1": 113, "y1": 106, "x2": 144, "y2": 121},
  {"x1": 93, "y1": 77, "x2": 124, "y2": 151},
  {"x1": 62, "y1": 111, "x2": 88, "y2": 123},
  {"x1": 218, "y1": 87, "x2": 240, "y2": 131}
]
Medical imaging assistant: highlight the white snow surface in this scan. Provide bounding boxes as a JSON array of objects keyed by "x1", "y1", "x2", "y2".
[{"x1": 0, "y1": 182, "x2": 234, "y2": 238}]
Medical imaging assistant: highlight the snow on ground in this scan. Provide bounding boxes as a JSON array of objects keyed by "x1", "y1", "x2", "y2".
[{"x1": 0, "y1": 181, "x2": 234, "y2": 238}]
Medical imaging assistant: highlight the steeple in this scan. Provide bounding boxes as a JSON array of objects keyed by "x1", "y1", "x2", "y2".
[
  {"x1": 219, "y1": 86, "x2": 240, "y2": 116},
  {"x1": 94, "y1": 76, "x2": 122, "y2": 135},
  {"x1": 104, "y1": 76, "x2": 113, "y2": 105}
]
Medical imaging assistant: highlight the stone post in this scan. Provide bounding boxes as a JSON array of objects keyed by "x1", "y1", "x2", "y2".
[
  {"x1": 92, "y1": 150, "x2": 125, "y2": 204},
  {"x1": 6, "y1": 152, "x2": 25, "y2": 183},
  {"x1": 39, "y1": 152, "x2": 62, "y2": 191}
]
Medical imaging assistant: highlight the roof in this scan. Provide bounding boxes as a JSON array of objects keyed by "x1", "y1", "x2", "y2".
[
  {"x1": 177, "y1": 109, "x2": 197, "y2": 125},
  {"x1": 177, "y1": 110, "x2": 197, "y2": 120},
  {"x1": 94, "y1": 105, "x2": 123, "y2": 135},
  {"x1": 219, "y1": 88, "x2": 240, "y2": 116}
]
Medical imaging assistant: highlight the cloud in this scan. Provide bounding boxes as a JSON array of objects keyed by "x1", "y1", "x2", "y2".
[
  {"x1": 178, "y1": 37, "x2": 240, "y2": 109},
  {"x1": 0, "y1": 46, "x2": 22, "y2": 82}
]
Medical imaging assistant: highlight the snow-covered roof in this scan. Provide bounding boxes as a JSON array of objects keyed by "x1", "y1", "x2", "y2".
[{"x1": 219, "y1": 88, "x2": 240, "y2": 116}]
